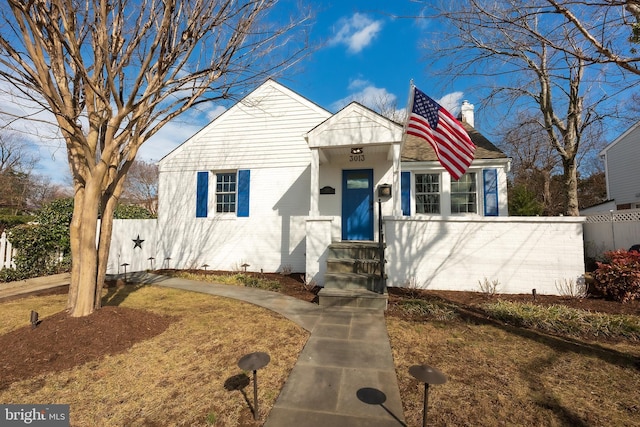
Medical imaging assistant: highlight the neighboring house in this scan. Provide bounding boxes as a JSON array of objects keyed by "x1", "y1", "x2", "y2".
[
  {"x1": 600, "y1": 120, "x2": 640, "y2": 210},
  {"x1": 581, "y1": 122, "x2": 640, "y2": 255},
  {"x1": 108, "y1": 79, "x2": 586, "y2": 296}
]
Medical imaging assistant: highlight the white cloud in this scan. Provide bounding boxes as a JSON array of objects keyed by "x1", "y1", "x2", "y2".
[
  {"x1": 206, "y1": 105, "x2": 227, "y2": 122},
  {"x1": 331, "y1": 80, "x2": 396, "y2": 111},
  {"x1": 329, "y1": 13, "x2": 383, "y2": 53},
  {"x1": 436, "y1": 91, "x2": 464, "y2": 115}
]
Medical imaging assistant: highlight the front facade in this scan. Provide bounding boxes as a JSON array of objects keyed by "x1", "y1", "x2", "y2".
[
  {"x1": 108, "y1": 79, "x2": 586, "y2": 295},
  {"x1": 156, "y1": 80, "x2": 509, "y2": 275}
]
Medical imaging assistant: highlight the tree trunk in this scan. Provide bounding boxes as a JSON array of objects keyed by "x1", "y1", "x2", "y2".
[
  {"x1": 68, "y1": 176, "x2": 104, "y2": 317},
  {"x1": 94, "y1": 193, "x2": 119, "y2": 309},
  {"x1": 563, "y1": 158, "x2": 579, "y2": 216},
  {"x1": 66, "y1": 187, "x2": 83, "y2": 311},
  {"x1": 541, "y1": 169, "x2": 552, "y2": 214}
]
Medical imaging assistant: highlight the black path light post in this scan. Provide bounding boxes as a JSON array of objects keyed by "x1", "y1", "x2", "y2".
[
  {"x1": 237, "y1": 352, "x2": 270, "y2": 420},
  {"x1": 148, "y1": 257, "x2": 155, "y2": 270},
  {"x1": 409, "y1": 364, "x2": 447, "y2": 427},
  {"x1": 121, "y1": 263, "x2": 130, "y2": 282}
]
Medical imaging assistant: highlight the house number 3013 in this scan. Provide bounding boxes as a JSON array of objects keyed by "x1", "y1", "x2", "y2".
[{"x1": 349, "y1": 154, "x2": 365, "y2": 162}]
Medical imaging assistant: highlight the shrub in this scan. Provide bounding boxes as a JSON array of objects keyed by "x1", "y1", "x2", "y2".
[
  {"x1": 114, "y1": 204, "x2": 155, "y2": 219},
  {"x1": 0, "y1": 267, "x2": 22, "y2": 282},
  {"x1": 231, "y1": 273, "x2": 281, "y2": 291},
  {"x1": 591, "y1": 250, "x2": 640, "y2": 303},
  {"x1": 2, "y1": 198, "x2": 73, "y2": 281},
  {"x1": 483, "y1": 300, "x2": 640, "y2": 340},
  {"x1": 478, "y1": 277, "x2": 500, "y2": 295},
  {"x1": 398, "y1": 299, "x2": 458, "y2": 321}
]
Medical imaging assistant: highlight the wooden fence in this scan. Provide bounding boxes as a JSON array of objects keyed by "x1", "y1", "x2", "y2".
[{"x1": 0, "y1": 232, "x2": 16, "y2": 270}]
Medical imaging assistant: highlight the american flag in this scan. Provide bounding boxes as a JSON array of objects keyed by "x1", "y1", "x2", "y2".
[{"x1": 406, "y1": 87, "x2": 476, "y2": 180}]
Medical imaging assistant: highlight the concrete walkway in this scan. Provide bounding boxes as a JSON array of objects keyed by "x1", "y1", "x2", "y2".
[
  {"x1": 0, "y1": 273, "x2": 70, "y2": 302},
  {"x1": 2, "y1": 272, "x2": 406, "y2": 426}
]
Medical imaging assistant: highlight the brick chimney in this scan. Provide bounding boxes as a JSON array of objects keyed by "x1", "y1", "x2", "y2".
[{"x1": 460, "y1": 100, "x2": 474, "y2": 127}]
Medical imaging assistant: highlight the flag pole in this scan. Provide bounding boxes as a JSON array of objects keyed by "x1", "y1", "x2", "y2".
[
  {"x1": 401, "y1": 79, "x2": 415, "y2": 140},
  {"x1": 394, "y1": 80, "x2": 415, "y2": 217}
]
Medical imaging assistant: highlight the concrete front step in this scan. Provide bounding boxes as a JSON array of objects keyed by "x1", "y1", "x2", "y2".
[
  {"x1": 318, "y1": 288, "x2": 388, "y2": 310},
  {"x1": 326, "y1": 258, "x2": 381, "y2": 275},
  {"x1": 324, "y1": 272, "x2": 383, "y2": 292},
  {"x1": 328, "y1": 241, "x2": 382, "y2": 260}
]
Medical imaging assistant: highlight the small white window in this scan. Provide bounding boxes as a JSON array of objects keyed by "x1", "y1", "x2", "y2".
[
  {"x1": 451, "y1": 172, "x2": 477, "y2": 214},
  {"x1": 215, "y1": 172, "x2": 236, "y2": 213},
  {"x1": 415, "y1": 173, "x2": 440, "y2": 214}
]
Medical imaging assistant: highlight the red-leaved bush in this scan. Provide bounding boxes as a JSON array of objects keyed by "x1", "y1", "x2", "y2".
[{"x1": 591, "y1": 250, "x2": 640, "y2": 303}]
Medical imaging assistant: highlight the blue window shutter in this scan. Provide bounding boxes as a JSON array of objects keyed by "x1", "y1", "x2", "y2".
[
  {"x1": 196, "y1": 171, "x2": 208, "y2": 218},
  {"x1": 483, "y1": 169, "x2": 499, "y2": 216},
  {"x1": 401, "y1": 171, "x2": 411, "y2": 216},
  {"x1": 237, "y1": 169, "x2": 250, "y2": 217}
]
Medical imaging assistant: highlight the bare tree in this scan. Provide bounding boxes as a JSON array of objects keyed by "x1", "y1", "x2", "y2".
[
  {"x1": 121, "y1": 160, "x2": 158, "y2": 216},
  {"x1": 499, "y1": 113, "x2": 559, "y2": 213},
  {"x1": 0, "y1": 132, "x2": 37, "y2": 214},
  {"x1": 543, "y1": 0, "x2": 640, "y2": 75},
  {"x1": 27, "y1": 174, "x2": 72, "y2": 210},
  {"x1": 431, "y1": 0, "x2": 630, "y2": 216},
  {"x1": 0, "y1": 131, "x2": 37, "y2": 175},
  {"x1": 0, "y1": 0, "x2": 311, "y2": 316}
]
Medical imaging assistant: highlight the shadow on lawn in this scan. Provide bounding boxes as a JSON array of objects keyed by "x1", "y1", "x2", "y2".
[
  {"x1": 101, "y1": 280, "x2": 146, "y2": 307},
  {"x1": 432, "y1": 296, "x2": 640, "y2": 372},
  {"x1": 522, "y1": 353, "x2": 591, "y2": 427},
  {"x1": 224, "y1": 373, "x2": 255, "y2": 418},
  {"x1": 101, "y1": 272, "x2": 173, "y2": 307}
]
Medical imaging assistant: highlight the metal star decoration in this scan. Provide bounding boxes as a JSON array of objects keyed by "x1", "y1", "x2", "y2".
[{"x1": 133, "y1": 234, "x2": 145, "y2": 249}]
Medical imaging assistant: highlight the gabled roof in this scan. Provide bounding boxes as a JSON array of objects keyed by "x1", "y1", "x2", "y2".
[
  {"x1": 158, "y1": 79, "x2": 331, "y2": 165},
  {"x1": 306, "y1": 101, "x2": 403, "y2": 148},
  {"x1": 600, "y1": 119, "x2": 640, "y2": 157},
  {"x1": 401, "y1": 122, "x2": 507, "y2": 162}
]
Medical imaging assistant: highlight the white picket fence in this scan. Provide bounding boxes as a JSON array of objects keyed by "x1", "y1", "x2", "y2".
[
  {"x1": 0, "y1": 231, "x2": 16, "y2": 270},
  {"x1": 583, "y1": 209, "x2": 640, "y2": 257}
]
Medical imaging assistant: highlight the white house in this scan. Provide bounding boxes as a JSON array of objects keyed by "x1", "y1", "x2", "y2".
[
  {"x1": 599, "y1": 120, "x2": 640, "y2": 210},
  {"x1": 581, "y1": 120, "x2": 640, "y2": 256},
  {"x1": 108, "y1": 80, "x2": 586, "y2": 299}
]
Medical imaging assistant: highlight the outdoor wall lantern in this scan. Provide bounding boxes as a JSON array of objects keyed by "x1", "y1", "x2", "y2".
[
  {"x1": 350, "y1": 147, "x2": 363, "y2": 154},
  {"x1": 378, "y1": 184, "x2": 392, "y2": 197}
]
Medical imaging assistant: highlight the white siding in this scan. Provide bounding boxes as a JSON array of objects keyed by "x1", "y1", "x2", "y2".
[
  {"x1": 160, "y1": 81, "x2": 331, "y2": 172},
  {"x1": 153, "y1": 81, "x2": 331, "y2": 273},
  {"x1": 157, "y1": 164, "x2": 312, "y2": 273},
  {"x1": 604, "y1": 123, "x2": 640, "y2": 206}
]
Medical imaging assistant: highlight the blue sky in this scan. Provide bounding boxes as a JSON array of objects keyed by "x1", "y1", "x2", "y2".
[
  {"x1": 134, "y1": 1, "x2": 479, "y2": 174},
  {"x1": 0, "y1": 2, "x2": 531, "y2": 183}
]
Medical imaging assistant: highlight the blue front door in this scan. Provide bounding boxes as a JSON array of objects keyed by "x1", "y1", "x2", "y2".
[{"x1": 342, "y1": 169, "x2": 374, "y2": 241}]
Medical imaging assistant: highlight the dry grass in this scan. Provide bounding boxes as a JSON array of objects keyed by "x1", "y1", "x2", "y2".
[
  {"x1": 0, "y1": 293, "x2": 68, "y2": 335},
  {"x1": 0, "y1": 286, "x2": 308, "y2": 426},
  {"x1": 387, "y1": 317, "x2": 640, "y2": 426}
]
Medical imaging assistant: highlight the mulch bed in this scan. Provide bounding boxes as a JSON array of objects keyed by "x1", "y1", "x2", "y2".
[
  {"x1": 387, "y1": 288, "x2": 640, "y2": 316},
  {"x1": 0, "y1": 304, "x2": 174, "y2": 390}
]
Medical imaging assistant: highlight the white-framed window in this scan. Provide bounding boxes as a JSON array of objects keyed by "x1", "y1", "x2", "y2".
[
  {"x1": 415, "y1": 173, "x2": 440, "y2": 214},
  {"x1": 195, "y1": 169, "x2": 250, "y2": 218},
  {"x1": 215, "y1": 172, "x2": 237, "y2": 213},
  {"x1": 451, "y1": 172, "x2": 477, "y2": 214}
]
